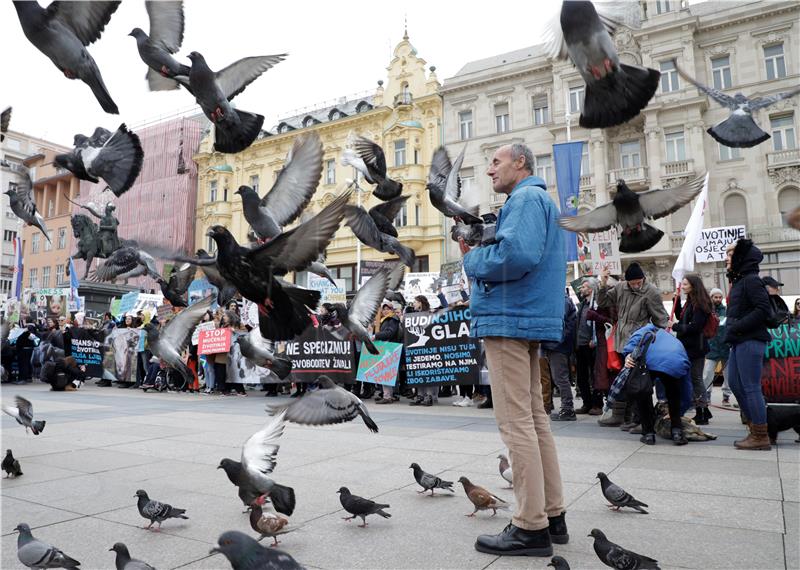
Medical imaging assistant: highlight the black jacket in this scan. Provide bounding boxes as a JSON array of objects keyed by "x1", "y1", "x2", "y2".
[
  {"x1": 542, "y1": 294, "x2": 577, "y2": 354},
  {"x1": 374, "y1": 315, "x2": 401, "y2": 343},
  {"x1": 673, "y1": 297, "x2": 709, "y2": 359},
  {"x1": 725, "y1": 240, "x2": 771, "y2": 345}
]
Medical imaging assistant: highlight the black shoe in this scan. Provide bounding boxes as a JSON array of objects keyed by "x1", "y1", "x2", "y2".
[
  {"x1": 478, "y1": 399, "x2": 493, "y2": 409},
  {"x1": 422, "y1": 395, "x2": 433, "y2": 407},
  {"x1": 551, "y1": 410, "x2": 577, "y2": 422},
  {"x1": 547, "y1": 512, "x2": 569, "y2": 544},
  {"x1": 640, "y1": 433, "x2": 656, "y2": 445},
  {"x1": 409, "y1": 396, "x2": 425, "y2": 406},
  {"x1": 672, "y1": 427, "x2": 688, "y2": 446},
  {"x1": 705, "y1": 407, "x2": 713, "y2": 420},
  {"x1": 97, "y1": 379, "x2": 112, "y2": 387},
  {"x1": 475, "y1": 523, "x2": 553, "y2": 556}
]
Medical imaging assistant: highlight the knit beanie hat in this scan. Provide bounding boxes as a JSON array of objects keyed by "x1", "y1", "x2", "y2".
[
  {"x1": 624, "y1": 262, "x2": 645, "y2": 281},
  {"x1": 710, "y1": 287, "x2": 723, "y2": 296}
]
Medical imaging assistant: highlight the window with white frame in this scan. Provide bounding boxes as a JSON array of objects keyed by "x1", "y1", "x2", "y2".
[
  {"x1": 3, "y1": 230, "x2": 16, "y2": 242},
  {"x1": 719, "y1": 143, "x2": 741, "y2": 161},
  {"x1": 533, "y1": 95, "x2": 549, "y2": 125},
  {"x1": 56, "y1": 264, "x2": 64, "y2": 286},
  {"x1": 535, "y1": 155, "x2": 553, "y2": 186},
  {"x1": 206, "y1": 235, "x2": 216, "y2": 253},
  {"x1": 29, "y1": 268, "x2": 38, "y2": 288},
  {"x1": 57, "y1": 227, "x2": 66, "y2": 249},
  {"x1": 771, "y1": 115, "x2": 796, "y2": 151},
  {"x1": 325, "y1": 159, "x2": 336, "y2": 185},
  {"x1": 209, "y1": 180, "x2": 218, "y2": 202},
  {"x1": 711, "y1": 55, "x2": 732, "y2": 89},
  {"x1": 44, "y1": 231, "x2": 53, "y2": 251},
  {"x1": 459, "y1": 110, "x2": 473, "y2": 140},
  {"x1": 41, "y1": 266, "x2": 50, "y2": 287},
  {"x1": 764, "y1": 44, "x2": 786, "y2": 80},
  {"x1": 47, "y1": 199, "x2": 54, "y2": 218},
  {"x1": 656, "y1": 0, "x2": 672, "y2": 14},
  {"x1": 580, "y1": 143, "x2": 591, "y2": 175},
  {"x1": 394, "y1": 139, "x2": 406, "y2": 166},
  {"x1": 31, "y1": 233, "x2": 40, "y2": 254},
  {"x1": 724, "y1": 194, "x2": 748, "y2": 226},
  {"x1": 249, "y1": 174, "x2": 259, "y2": 193},
  {"x1": 393, "y1": 203, "x2": 408, "y2": 227},
  {"x1": 460, "y1": 167, "x2": 475, "y2": 199},
  {"x1": 569, "y1": 86, "x2": 584, "y2": 114},
  {"x1": 664, "y1": 130, "x2": 686, "y2": 162},
  {"x1": 619, "y1": 141, "x2": 642, "y2": 169},
  {"x1": 660, "y1": 60, "x2": 679, "y2": 92},
  {"x1": 495, "y1": 103, "x2": 510, "y2": 133}
]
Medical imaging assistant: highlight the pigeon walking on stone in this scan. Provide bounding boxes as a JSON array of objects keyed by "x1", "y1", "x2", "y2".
[
  {"x1": 3, "y1": 396, "x2": 46, "y2": 435},
  {"x1": 157, "y1": 263, "x2": 195, "y2": 307},
  {"x1": 543, "y1": 1, "x2": 660, "y2": 128},
  {"x1": 109, "y1": 543, "x2": 155, "y2": 570},
  {"x1": 54, "y1": 125, "x2": 143, "y2": 198},
  {"x1": 341, "y1": 136, "x2": 402, "y2": 201},
  {"x1": 3, "y1": 449, "x2": 23, "y2": 478},
  {"x1": 589, "y1": 528, "x2": 660, "y2": 569},
  {"x1": 548, "y1": 556, "x2": 571, "y2": 570},
  {"x1": 249, "y1": 495, "x2": 290, "y2": 547},
  {"x1": 236, "y1": 329, "x2": 293, "y2": 380},
  {"x1": 559, "y1": 175, "x2": 705, "y2": 253},
  {"x1": 345, "y1": 195, "x2": 416, "y2": 267},
  {"x1": 457, "y1": 476, "x2": 508, "y2": 517},
  {"x1": 327, "y1": 267, "x2": 393, "y2": 355},
  {"x1": 337, "y1": 487, "x2": 391, "y2": 527},
  {"x1": 210, "y1": 530, "x2": 304, "y2": 570},
  {"x1": 184, "y1": 51, "x2": 285, "y2": 154},
  {"x1": 135, "y1": 489, "x2": 188, "y2": 531},
  {"x1": 268, "y1": 375, "x2": 378, "y2": 432},
  {"x1": 409, "y1": 463, "x2": 454, "y2": 495},
  {"x1": 237, "y1": 132, "x2": 323, "y2": 240},
  {"x1": 427, "y1": 147, "x2": 481, "y2": 224},
  {"x1": 13, "y1": 1, "x2": 120, "y2": 114},
  {"x1": 15, "y1": 523, "x2": 80, "y2": 569},
  {"x1": 90, "y1": 246, "x2": 163, "y2": 284},
  {"x1": 497, "y1": 454, "x2": 513, "y2": 488},
  {"x1": 4, "y1": 168, "x2": 50, "y2": 244},
  {"x1": 129, "y1": 1, "x2": 189, "y2": 91},
  {"x1": 597, "y1": 472, "x2": 648, "y2": 514}
]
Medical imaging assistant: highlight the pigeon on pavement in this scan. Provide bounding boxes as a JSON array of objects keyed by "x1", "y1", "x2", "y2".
[
  {"x1": 457, "y1": 476, "x2": 509, "y2": 517},
  {"x1": 158, "y1": 262, "x2": 195, "y2": 307},
  {"x1": 184, "y1": 51, "x2": 285, "y2": 154},
  {"x1": 13, "y1": 1, "x2": 120, "y2": 114},
  {"x1": 1, "y1": 106, "x2": 12, "y2": 142},
  {"x1": 427, "y1": 147, "x2": 482, "y2": 224},
  {"x1": 345, "y1": 195, "x2": 416, "y2": 267},
  {"x1": 337, "y1": 487, "x2": 391, "y2": 527},
  {"x1": 341, "y1": 136, "x2": 402, "y2": 201},
  {"x1": 559, "y1": 175, "x2": 706, "y2": 253},
  {"x1": 409, "y1": 463, "x2": 455, "y2": 495},
  {"x1": 129, "y1": 1, "x2": 189, "y2": 91},
  {"x1": 497, "y1": 454, "x2": 513, "y2": 488},
  {"x1": 677, "y1": 65, "x2": 800, "y2": 148},
  {"x1": 109, "y1": 543, "x2": 156, "y2": 570},
  {"x1": 210, "y1": 530, "x2": 304, "y2": 570},
  {"x1": 589, "y1": 528, "x2": 660, "y2": 569},
  {"x1": 249, "y1": 495, "x2": 290, "y2": 547},
  {"x1": 90, "y1": 245, "x2": 163, "y2": 284},
  {"x1": 268, "y1": 375, "x2": 379, "y2": 433},
  {"x1": 548, "y1": 556, "x2": 571, "y2": 570},
  {"x1": 135, "y1": 489, "x2": 188, "y2": 531},
  {"x1": 3, "y1": 449, "x2": 23, "y2": 478},
  {"x1": 237, "y1": 132, "x2": 323, "y2": 240},
  {"x1": 4, "y1": 167, "x2": 50, "y2": 244},
  {"x1": 3, "y1": 396, "x2": 46, "y2": 435},
  {"x1": 236, "y1": 329, "x2": 293, "y2": 380},
  {"x1": 597, "y1": 472, "x2": 648, "y2": 514},
  {"x1": 15, "y1": 523, "x2": 80, "y2": 569},
  {"x1": 54, "y1": 125, "x2": 143, "y2": 197},
  {"x1": 543, "y1": 1, "x2": 660, "y2": 128},
  {"x1": 327, "y1": 267, "x2": 393, "y2": 355}
]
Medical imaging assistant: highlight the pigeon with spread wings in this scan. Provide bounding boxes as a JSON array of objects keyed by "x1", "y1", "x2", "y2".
[
  {"x1": 91, "y1": 246, "x2": 163, "y2": 284},
  {"x1": 327, "y1": 267, "x2": 393, "y2": 355},
  {"x1": 342, "y1": 136, "x2": 402, "y2": 201},
  {"x1": 158, "y1": 262, "x2": 195, "y2": 307},
  {"x1": 3, "y1": 167, "x2": 50, "y2": 243},
  {"x1": 345, "y1": 195, "x2": 416, "y2": 267},
  {"x1": 427, "y1": 146, "x2": 481, "y2": 224},
  {"x1": 3, "y1": 396, "x2": 46, "y2": 436},
  {"x1": 129, "y1": 1, "x2": 190, "y2": 92}
]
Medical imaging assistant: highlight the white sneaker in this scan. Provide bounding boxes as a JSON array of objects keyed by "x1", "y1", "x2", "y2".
[
  {"x1": 453, "y1": 396, "x2": 471, "y2": 407},
  {"x1": 472, "y1": 395, "x2": 487, "y2": 406}
]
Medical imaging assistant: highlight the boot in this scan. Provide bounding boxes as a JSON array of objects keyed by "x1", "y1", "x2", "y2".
[
  {"x1": 735, "y1": 422, "x2": 752, "y2": 447},
  {"x1": 671, "y1": 427, "x2": 688, "y2": 446},
  {"x1": 598, "y1": 401, "x2": 626, "y2": 427},
  {"x1": 692, "y1": 407, "x2": 704, "y2": 424},
  {"x1": 735, "y1": 423, "x2": 771, "y2": 451}
]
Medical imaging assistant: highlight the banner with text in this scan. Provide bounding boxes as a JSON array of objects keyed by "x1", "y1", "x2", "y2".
[
  {"x1": 227, "y1": 340, "x2": 284, "y2": 384},
  {"x1": 588, "y1": 228, "x2": 622, "y2": 275},
  {"x1": 762, "y1": 322, "x2": 800, "y2": 404},
  {"x1": 695, "y1": 225, "x2": 746, "y2": 263},
  {"x1": 69, "y1": 327, "x2": 105, "y2": 377},
  {"x1": 284, "y1": 325, "x2": 354, "y2": 383},
  {"x1": 356, "y1": 341, "x2": 402, "y2": 386},
  {"x1": 198, "y1": 327, "x2": 232, "y2": 355},
  {"x1": 308, "y1": 275, "x2": 347, "y2": 304},
  {"x1": 402, "y1": 272, "x2": 442, "y2": 308}
]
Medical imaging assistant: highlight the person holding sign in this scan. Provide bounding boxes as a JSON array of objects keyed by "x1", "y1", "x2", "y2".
[
  {"x1": 459, "y1": 143, "x2": 567, "y2": 557},
  {"x1": 374, "y1": 301, "x2": 403, "y2": 405}
]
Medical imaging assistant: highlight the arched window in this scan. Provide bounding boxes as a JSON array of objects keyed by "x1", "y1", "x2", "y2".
[
  {"x1": 724, "y1": 194, "x2": 748, "y2": 227},
  {"x1": 302, "y1": 116, "x2": 316, "y2": 128},
  {"x1": 356, "y1": 101, "x2": 372, "y2": 113},
  {"x1": 778, "y1": 187, "x2": 799, "y2": 215}
]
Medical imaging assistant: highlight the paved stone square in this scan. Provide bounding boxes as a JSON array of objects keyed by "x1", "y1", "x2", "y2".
[{"x1": 2, "y1": 383, "x2": 798, "y2": 569}]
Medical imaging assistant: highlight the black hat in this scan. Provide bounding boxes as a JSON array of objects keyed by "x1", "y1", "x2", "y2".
[
  {"x1": 624, "y1": 262, "x2": 645, "y2": 281},
  {"x1": 762, "y1": 276, "x2": 783, "y2": 288}
]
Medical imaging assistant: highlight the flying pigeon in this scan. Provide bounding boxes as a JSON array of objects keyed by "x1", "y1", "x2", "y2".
[
  {"x1": 184, "y1": 51, "x2": 285, "y2": 154},
  {"x1": 345, "y1": 195, "x2": 416, "y2": 267},
  {"x1": 597, "y1": 472, "x2": 648, "y2": 514},
  {"x1": 589, "y1": 528, "x2": 660, "y2": 569},
  {"x1": 1, "y1": 106, "x2": 11, "y2": 141},
  {"x1": 210, "y1": 530, "x2": 304, "y2": 570},
  {"x1": 341, "y1": 136, "x2": 402, "y2": 201},
  {"x1": 236, "y1": 329, "x2": 293, "y2": 380},
  {"x1": 427, "y1": 147, "x2": 482, "y2": 224},
  {"x1": 4, "y1": 167, "x2": 50, "y2": 243},
  {"x1": 677, "y1": 65, "x2": 800, "y2": 148},
  {"x1": 134, "y1": 489, "x2": 188, "y2": 531},
  {"x1": 497, "y1": 454, "x2": 513, "y2": 488},
  {"x1": 337, "y1": 487, "x2": 391, "y2": 527},
  {"x1": 195, "y1": 249, "x2": 238, "y2": 307},
  {"x1": 249, "y1": 495, "x2": 290, "y2": 547},
  {"x1": 384, "y1": 261, "x2": 407, "y2": 306},
  {"x1": 3, "y1": 449, "x2": 23, "y2": 478},
  {"x1": 327, "y1": 267, "x2": 393, "y2": 355},
  {"x1": 268, "y1": 375, "x2": 379, "y2": 432},
  {"x1": 13, "y1": 1, "x2": 120, "y2": 114},
  {"x1": 548, "y1": 556, "x2": 571, "y2": 570},
  {"x1": 451, "y1": 213, "x2": 498, "y2": 247},
  {"x1": 237, "y1": 132, "x2": 323, "y2": 240},
  {"x1": 457, "y1": 476, "x2": 508, "y2": 517},
  {"x1": 109, "y1": 543, "x2": 155, "y2": 570},
  {"x1": 542, "y1": 1, "x2": 660, "y2": 128},
  {"x1": 15, "y1": 523, "x2": 80, "y2": 569},
  {"x1": 559, "y1": 175, "x2": 706, "y2": 253},
  {"x1": 409, "y1": 463, "x2": 455, "y2": 495},
  {"x1": 143, "y1": 295, "x2": 213, "y2": 386},
  {"x1": 3, "y1": 396, "x2": 46, "y2": 435},
  {"x1": 54, "y1": 124, "x2": 143, "y2": 197},
  {"x1": 158, "y1": 262, "x2": 195, "y2": 307},
  {"x1": 129, "y1": 1, "x2": 189, "y2": 91},
  {"x1": 307, "y1": 254, "x2": 337, "y2": 286},
  {"x1": 91, "y1": 246, "x2": 163, "y2": 284}
]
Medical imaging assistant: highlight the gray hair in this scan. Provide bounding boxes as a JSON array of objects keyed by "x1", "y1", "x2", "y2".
[
  {"x1": 582, "y1": 277, "x2": 599, "y2": 292},
  {"x1": 510, "y1": 143, "x2": 534, "y2": 174}
]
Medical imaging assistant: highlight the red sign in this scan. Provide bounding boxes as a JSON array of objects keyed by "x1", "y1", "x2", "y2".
[{"x1": 198, "y1": 327, "x2": 232, "y2": 355}]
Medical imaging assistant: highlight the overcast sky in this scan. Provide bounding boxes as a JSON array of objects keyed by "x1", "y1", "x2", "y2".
[{"x1": 1, "y1": 0, "x2": 564, "y2": 146}]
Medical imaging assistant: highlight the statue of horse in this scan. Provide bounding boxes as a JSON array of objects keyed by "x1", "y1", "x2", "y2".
[{"x1": 70, "y1": 214, "x2": 103, "y2": 278}]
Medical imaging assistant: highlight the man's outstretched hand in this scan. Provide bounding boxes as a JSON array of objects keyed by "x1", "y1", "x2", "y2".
[{"x1": 458, "y1": 237, "x2": 471, "y2": 256}]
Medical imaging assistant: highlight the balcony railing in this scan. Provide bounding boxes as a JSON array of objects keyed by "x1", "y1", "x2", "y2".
[
  {"x1": 394, "y1": 93, "x2": 413, "y2": 106},
  {"x1": 580, "y1": 173, "x2": 593, "y2": 188},
  {"x1": 766, "y1": 148, "x2": 800, "y2": 167},
  {"x1": 662, "y1": 159, "x2": 694, "y2": 178},
  {"x1": 606, "y1": 166, "x2": 648, "y2": 185}
]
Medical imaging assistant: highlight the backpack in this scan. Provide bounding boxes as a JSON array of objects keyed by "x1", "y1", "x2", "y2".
[
  {"x1": 702, "y1": 311, "x2": 720, "y2": 339},
  {"x1": 765, "y1": 291, "x2": 790, "y2": 329}
]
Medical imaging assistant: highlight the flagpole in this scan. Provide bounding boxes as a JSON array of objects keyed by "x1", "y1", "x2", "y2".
[{"x1": 565, "y1": 90, "x2": 579, "y2": 279}]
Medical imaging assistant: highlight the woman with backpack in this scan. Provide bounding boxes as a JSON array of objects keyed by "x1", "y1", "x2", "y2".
[{"x1": 672, "y1": 273, "x2": 714, "y2": 425}]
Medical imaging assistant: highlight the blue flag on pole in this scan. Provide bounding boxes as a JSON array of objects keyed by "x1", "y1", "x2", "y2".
[
  {"x1": 553, "y1": 141, "x2": 584, "y2": 262},
  {"x1": 68, "y1": 257, "x2": 80, "y2": 290}
]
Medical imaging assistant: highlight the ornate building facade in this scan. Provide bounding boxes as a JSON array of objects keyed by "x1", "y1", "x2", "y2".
[
  {"x1": 442, "y1": 0, "x2": 800, "y2": 294},
  {"x1": 193, "y1": 33, "x2": 443, "y2": 293}
]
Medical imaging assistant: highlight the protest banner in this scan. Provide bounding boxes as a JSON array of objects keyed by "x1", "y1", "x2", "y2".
[
  {"x1": 308, "y1": 275, "x2": 347, "y2": 304},
  {"x1": 118, "y1": 291, "x2": 139, "y2": 315},
  {"x1": 694, "y1": 225, "x2": 746, "y2": 263},
  {"x1": 192, "y1": 321, "x2": 215, "y2": 345},
  {"x1": 109, "y1": 298, "x2": 121, "y2": 317},
  {"x1": 198, "y1": 327, "x2": 232, "y2": 355},
  {"x1": 588, "y1": 229, "x2": 622, "y2": 275},
  {"x1": 403, "y1": 307, "x2": 481, "y2": 385},
  {"x1": 241, "y1": 299, "x2": 258, "y2": 328},
  {"x1": 156, "y1": 303, "x2": 175, "y2": 323},
  {"x1": 188, "y1": 278, "x2": 218, "y2": 308},
  {"x1": 227, "y1": 340, "x2": 284, "y2": 384},
  {"x1": 403, "y1": 272, "x2": 441, "y2": 308},
  {"x1": 69, "y1": 328, "x2": 105, "y2": 377},
  {"x1": 107, "y1": 328, "x2": 140, "y2": 382},
  {"x1": 284, "y1": 325, "x2": 354, "y2": 383},
  {"x1": 762, "y1": 322, "x2": 800, "y2": 403},
  {"x1": 439, "y1": 261, "x2": 468, "y2": 304},
  {"x1": 356, "y1": 341, "x2": 402, "y2": 386}
]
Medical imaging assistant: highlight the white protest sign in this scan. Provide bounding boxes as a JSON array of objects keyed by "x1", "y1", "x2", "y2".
[
  {"x1": 308, "y1": 276, "x2": 346, "y2": 304},
  {"x1": 694, "y1": 225, "x2": 746, "y2": 263},
  {"x1": 588, "y1": 228, "x2": 622, "y2": 275},
  {"x1": 192, "y1": 321, "x2": 216, "y2": 345}
]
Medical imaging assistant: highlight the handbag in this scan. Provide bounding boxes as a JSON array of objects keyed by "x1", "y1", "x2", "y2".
[
  {"x1": 605, "y1": 323, "x2": 622, "y2": 372},
  {"x1": 625, "y1": 331, "x2": 656, "y2": 398}
]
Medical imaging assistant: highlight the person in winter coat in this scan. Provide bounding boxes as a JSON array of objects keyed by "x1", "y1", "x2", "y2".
[
  {"x1": 703, "y1": 288, "x2": 733, "y2": 407},
  {"x1": 375, "y1": 301, "x2": 403, "y2": 405},
  {"x1": 41, "y1": 356, "x2": 86, "y2": 391},
  {"x1": 542, "y1": 291, "x2": 578, "y2": 421},
  {"x1": 623, "y1": 324, "x2": 690, "y2": 446},
  {"x1": 724, "y1": 239, "x2": 772, "y2": 451},
  {"x1": 574, "y1": 278, "x2": 602, "y2": 415}
]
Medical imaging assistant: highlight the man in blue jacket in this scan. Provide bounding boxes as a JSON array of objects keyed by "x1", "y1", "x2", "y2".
[{"x1": 460, "y1": 143, "x2": 567, "y2": 557}]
